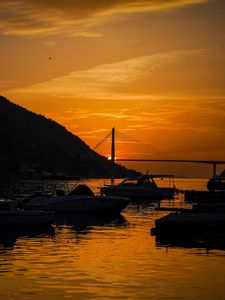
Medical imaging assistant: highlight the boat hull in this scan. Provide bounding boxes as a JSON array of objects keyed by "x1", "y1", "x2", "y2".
[
  {"x1": 158, "y1": 187, "x2": 176, "y2": 199},
  {"x1": 101, "y1": 186, "x2": 161, "y2": 200},
  {"x1": 0, "y1": 210, "x2": 54, "y2": 226},
  {"x1": 100, "y1": 175, "x2": 176, "y2": 200},
  {"x1": 25, "y1": 195, "x2": 130, "y2": 214}
]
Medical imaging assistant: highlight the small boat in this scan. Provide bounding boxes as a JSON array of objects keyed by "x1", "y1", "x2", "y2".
[
  {"x1": 184, "y1": 176, "x2": 225, "y2": 203},
  {"x1": 184, "y1": 189, "x2": 225, "y2": 203},
  {"x1": 0, "y1": 199, "x2": 54, "y2": 226},
  {"x1": 207, "y1": 176, "x2": 225, "y2": 192},
  {"x1": 154, "y1": 219, "x2": 225, "y2": 252},
  {"x1": 100, "y1": 175, "x2": 176, "y2": 200},
  {"x1": 24, "y1": 184, "x2": 130, "y2": 214},
  {"x1": 151, "y1": 197, "x2": 225, "y2": 238},
  {"x1": 152, "y1": 177, "x2": 225, "y2": 251},
  {"x1": 154, "y1": 211, "x2": 225, "y2": 230}
]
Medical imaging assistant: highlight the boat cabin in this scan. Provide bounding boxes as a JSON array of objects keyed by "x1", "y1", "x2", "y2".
[{"x1": 118, "y1": 176, "x2": 158, "y2": 188}]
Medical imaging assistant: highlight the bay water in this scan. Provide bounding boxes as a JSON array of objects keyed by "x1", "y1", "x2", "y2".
[{"x1": 0, "y1": 178, "x2": 224, "y2": 300}]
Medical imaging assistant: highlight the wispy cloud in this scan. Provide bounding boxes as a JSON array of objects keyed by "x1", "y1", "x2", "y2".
[
  {"x1": 0, "y1": 0, "x2": 209, "y2": 37},
  {"x1": 8, "y1": 48, "x2": 217, "y2": 100},
  {"x1": 43, "y1": 98, "x2": 225, "y2": 139}
]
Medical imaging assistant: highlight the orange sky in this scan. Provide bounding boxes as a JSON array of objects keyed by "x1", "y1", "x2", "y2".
[{"x1": 1, "y1": 0, "x2": 225, "y2": 177}]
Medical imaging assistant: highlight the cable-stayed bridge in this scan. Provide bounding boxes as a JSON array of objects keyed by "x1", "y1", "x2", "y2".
[{"x1": 93, "y1": 128, "x2": 225, "y2": 176}]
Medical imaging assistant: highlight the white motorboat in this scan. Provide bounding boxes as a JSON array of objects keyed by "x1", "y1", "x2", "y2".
[
  {"x1": 100, "y1": 175, "x2": 176, "y2": 200},
  {"x1": 24, "y1": 184, "x2": 130, "y2": 214},
  {"x1": 0, "y1": 200, "x2": 54, "y2": 226}
]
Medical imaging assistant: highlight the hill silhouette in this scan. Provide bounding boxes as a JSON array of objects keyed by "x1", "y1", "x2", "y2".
[{"x1": 0, "y1": 95, "x2": 138, "y2": 179}]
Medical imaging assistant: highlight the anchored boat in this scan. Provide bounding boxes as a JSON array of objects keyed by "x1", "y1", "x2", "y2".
[
  {"x1": 100, "y1": 175, "x2": 176, "y2": 200},
  {"x1": 0, "y1": 199, "x2": 54, "y2": 226},
  {"x1": 24, "y1": 184, "x2": 130, "y2": 214}
]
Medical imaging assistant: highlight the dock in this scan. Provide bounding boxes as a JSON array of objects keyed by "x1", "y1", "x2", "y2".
[
  {"x1": 184, "y1": 190, "x2": 225, "y2": 203},
  {"x1": 152, "y1": 212, "x2": 225, "y2": 237}
]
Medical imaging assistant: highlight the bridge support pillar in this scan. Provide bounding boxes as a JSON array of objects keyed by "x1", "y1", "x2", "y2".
[{"x1": 213, "y1": 163, "x2": 217, "y2": 177}]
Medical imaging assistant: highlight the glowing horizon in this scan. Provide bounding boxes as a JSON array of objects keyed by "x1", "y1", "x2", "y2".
[{"x1": 1, "y1": 0, "x2": 225, "y2": 177}]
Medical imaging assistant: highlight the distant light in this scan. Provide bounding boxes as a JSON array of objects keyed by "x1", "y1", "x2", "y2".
[{"x1": 108, "y1": 156, "x2": 117, "y2": 161}]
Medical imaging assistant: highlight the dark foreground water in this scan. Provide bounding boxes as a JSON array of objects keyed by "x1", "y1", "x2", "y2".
[{"x1": 0, "y1": 178, "x2": 225, "y2": 300}]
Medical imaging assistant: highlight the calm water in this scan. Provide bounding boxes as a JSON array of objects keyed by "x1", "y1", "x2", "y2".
[{"x1": 0, "y1": 178, "x2": 225, "y2": 300}]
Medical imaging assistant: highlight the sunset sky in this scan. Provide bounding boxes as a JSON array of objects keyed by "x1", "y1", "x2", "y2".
[{"x1": 1, "y1": 0, "x2": 225, "y2": 177}]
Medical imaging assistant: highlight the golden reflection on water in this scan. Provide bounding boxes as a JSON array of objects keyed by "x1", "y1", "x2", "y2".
[{"x1": 0, "y1": 179, "x2": 225, "y2": 300}]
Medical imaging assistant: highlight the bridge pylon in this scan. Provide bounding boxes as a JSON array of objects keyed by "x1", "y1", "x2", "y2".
[{"x1": 111, "y1": 127, "x2": 115, "y2": 163}]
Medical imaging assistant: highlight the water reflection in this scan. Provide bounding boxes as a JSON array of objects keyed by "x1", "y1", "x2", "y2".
[
  {"x1": 1, "y1": 178, "x2": 225, "y2": 300},
  {"x1": 0, "y1": 179, "x2": 80, "y2": 199},
  {"x1": 128, "y1": 199, "x2": 157, "y2": 210},
  {"x1": 0, "y1": 226, "x2": 55, "y2": 249},
  {"x1": 154, "y1": 229, "x2": 225, "y2": 254},
  {"x1": 0, "y1": 213, "x2": 128, "y2": 249},
  {"x1": 55, "y1": 213, "x2": 128, "y2": 234}
]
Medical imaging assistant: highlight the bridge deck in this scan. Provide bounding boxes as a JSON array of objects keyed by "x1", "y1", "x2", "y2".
[
  {"x1": 116, "y1": 159, "x2": 225, "y2": 164},
  {"x1": 116, "y1": 159, "x2": 225, "y2": 177}
]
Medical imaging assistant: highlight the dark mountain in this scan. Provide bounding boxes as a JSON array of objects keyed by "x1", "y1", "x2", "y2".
[{"x1": 0, "y1": 95, "x2": 139, "y2": 179}]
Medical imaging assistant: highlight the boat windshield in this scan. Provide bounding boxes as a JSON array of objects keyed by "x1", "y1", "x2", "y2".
[
  {"x1": 139, "y1": 177, "x2": 153, "y2": 184},
  {"x1": 120, "y1": 179, "x2": 138, "y2": 185},
  {"x1": 119, "y1": 177, "x2": 157, "y2": 187}
]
